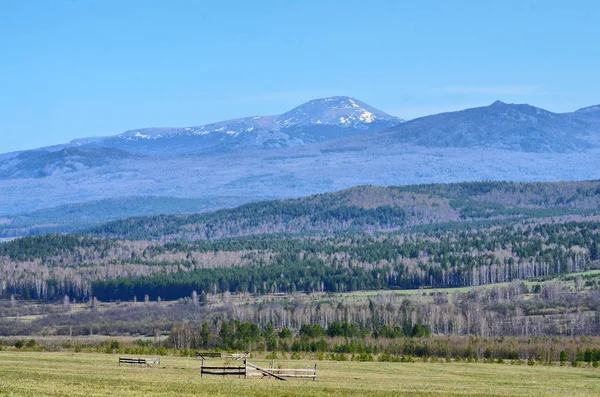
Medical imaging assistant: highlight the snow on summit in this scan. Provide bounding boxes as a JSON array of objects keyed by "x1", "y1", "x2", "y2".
[
  {"x1": 116, "y1": 96, "x2": 403, "y2": 142},
  {"x1": 56, "y1": 96, "x2": 403, "y2": 157}
]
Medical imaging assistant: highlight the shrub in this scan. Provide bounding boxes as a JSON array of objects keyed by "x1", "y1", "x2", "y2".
[
  {"x1": 279, "y1": 328, "x2": 293, "y2": 339},
  {"x1": 352, "y1": 353, "x2": 374, "y2": 362},
  {"x1": 379, "y1": 353, "x2": 390, "y2": 362},
  {"x1": 483, "y1": 347, "x2": 492, "y2": 359},
  {"x1": 133, "y1": 339, "x2": 152, "y2": 347},
  {"x1": 560, "y1": 351, "x2": 568, "y2": 364}
]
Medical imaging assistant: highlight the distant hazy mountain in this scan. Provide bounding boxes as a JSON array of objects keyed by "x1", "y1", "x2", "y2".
[
  {"x1": 2, "y1": 98, "x2": 600, "y2": 221},
  {"x1": 68, "y1": 96, "x2": 403, "y2": 156},
  {"x1": 0, "y1": 147, "x2": 136, "y2": 179},
  {"x1": 0, "y1": 195, "x2": 270, "y2": 237},
  {"x1": 572, "y1": 104, "x2": 600, "y2": 130},
  {"x1": 377, "y1": 101, "x2": 600, "y2": 152},
  {"x1": 574, "y1": 104, "x2": 600, "y2": 115}
]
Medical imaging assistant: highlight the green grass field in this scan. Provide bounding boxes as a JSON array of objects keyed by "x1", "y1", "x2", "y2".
[{"x1": 0, "y1": 352, "x2": 599, "y2": 396}]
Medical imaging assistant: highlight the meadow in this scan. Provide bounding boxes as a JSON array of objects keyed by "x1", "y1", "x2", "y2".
[{"x1": 1, "y1": 351, "x2": 599, "y2": 397}]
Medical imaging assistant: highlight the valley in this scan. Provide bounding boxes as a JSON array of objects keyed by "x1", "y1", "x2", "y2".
[{"x1": 4, "y1": 2, "x2": 600, "y2": 395}]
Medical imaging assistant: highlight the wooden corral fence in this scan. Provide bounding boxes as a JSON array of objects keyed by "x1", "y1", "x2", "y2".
[
  {"x1": 200, "y1": 363, "x2": 246, "y2": 378},
  {"x1": 195, "y1": 351, "x2": 250, "y2": 361},
  {"x1": 267, "y1": 360, "x2": 317, "y2": 381},
  {"x1": 118, "y1": 357, "x2": 160, "y2": 366},
  {"x1": 200, "y1": 360, "x2": 317, "y2": 381}
]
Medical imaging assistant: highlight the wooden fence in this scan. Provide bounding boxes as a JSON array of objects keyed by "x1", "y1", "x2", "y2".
[
  {"x1": 200, "y1": 364, "x2": 246, "y2": 378},
  {"x1": 267, "y1": 360, "x2": 317, "y2": 381},
  {"x1": 118, "y1": 357, "x2": 160, "y2": 366},
  {"x1": 200, "y1": 360, "x2": 317, "y2": 381},
  {"x1": 195, "y1": 351, "x2": 250, "y2": 361}
]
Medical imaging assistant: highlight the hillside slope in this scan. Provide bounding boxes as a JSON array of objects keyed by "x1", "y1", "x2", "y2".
[{"x1": 86, "y1": 180, "x2": 600, "y2": 241}]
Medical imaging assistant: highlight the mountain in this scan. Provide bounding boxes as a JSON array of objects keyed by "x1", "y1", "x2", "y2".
[
  {"x1": 0, "y1": 195, "x2": 272, "y2": 237},
  {"x1": 69, "y1": 96, "x2": 403, "y2": 156},
  {"x1": 572, "y1": 104, "x2": 600, "y2": 131},
  {"x1": 0, "y1": 147, "x2": 136, "y2": 179},
  {"x1": 575, "y1": 104, "x2": 600, "y2": 115},
  {"x1": 2, "y1": 98, "x2": 600, "y2": 220},
  {"x1": 376, "y1": 101, "x2": 599, "y2": 152}
]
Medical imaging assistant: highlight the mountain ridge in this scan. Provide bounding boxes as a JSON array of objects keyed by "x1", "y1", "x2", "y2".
[
  {"x1": 374, "y1": 100, "x2": 598, "y2": 152},
  {"x1": 61, "y1": 96, "x2": 404, "y2": 157},
  {"x1": 1, "y1": 98, "x2": 600, "y2": 218}
]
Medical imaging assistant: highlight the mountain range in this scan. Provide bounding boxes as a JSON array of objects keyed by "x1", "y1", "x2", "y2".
[
  {"x1": 26, "y1": 96, "x2": 402, "y2": 158},
  {"x1": 1, "y1": 96, "x2": 600, "y2": 234}
]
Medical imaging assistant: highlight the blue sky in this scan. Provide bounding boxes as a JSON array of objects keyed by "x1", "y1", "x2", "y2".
[{"x1": 1, "y1": 0, "x2": 599, "y2": 153}]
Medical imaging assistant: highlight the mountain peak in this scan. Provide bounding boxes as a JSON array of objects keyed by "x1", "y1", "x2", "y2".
[
  {"x1": 575, "y1": 104, "x2": 600, "y2": 113},
  {"x1": 301, "y1": 96, "x2": 366, "y2": 108},
  {"x1": 62, "y1": 96, "x2": 403, "y2": 157},
  {"x1": 278, "y1": 96, "x2": 401, "y2": 127},
  {"x1": 380, "y1": 98, "x2": 592, "y2": 153},
  {"x1": 485, "y1": 100, "x2": 553, "y2": 116}
]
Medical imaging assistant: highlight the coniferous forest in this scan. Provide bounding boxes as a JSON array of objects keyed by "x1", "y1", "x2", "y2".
[{"x1": 1, "y1": 180, "x2": 600, "y2": 344}]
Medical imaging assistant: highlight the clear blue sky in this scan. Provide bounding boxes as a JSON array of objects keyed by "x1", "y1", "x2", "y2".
[{"x1": 1, "y1": 0, "x2": 599, "y2": 153}]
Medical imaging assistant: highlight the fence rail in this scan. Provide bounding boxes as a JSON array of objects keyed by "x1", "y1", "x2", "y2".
[
  {"x1": 199, "y1": 360, "x2": 317, "y2": 381},
  {"x1": 195, "y1": 351, "x2": 250, "y2": 360},
  {"x1": 268, "y1": 361, "x2": 317, "y2": 381},
  {"x1": 200, "y1": 365, "x2": 246, "y2": 378},
  {"x1": 118, "y1": 357, "x2": 160, "y2": 366}
]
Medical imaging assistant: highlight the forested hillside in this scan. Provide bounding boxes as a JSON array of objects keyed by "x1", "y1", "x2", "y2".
[
  {"x1": 86, "y1": 180, "x2": 600, "y2": 241},
  {"x1": 2, "y1": 180, "x2": 600, "y2": 343},
  {"x1": 1, "y1": 180, "x2": 600, "y2": 304},
  {"x1": 1, "y1": 218, "x2": 600, "y2": 301}
]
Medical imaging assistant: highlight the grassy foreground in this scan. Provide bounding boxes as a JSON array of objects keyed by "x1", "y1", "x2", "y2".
[{"x1": 0, "y1": 351, "x2": 599, "y2": 396}]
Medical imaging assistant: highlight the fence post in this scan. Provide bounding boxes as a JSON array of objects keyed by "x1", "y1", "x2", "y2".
[{"x1": 314, "y1": 363, "x2": 317, "y2": 381}]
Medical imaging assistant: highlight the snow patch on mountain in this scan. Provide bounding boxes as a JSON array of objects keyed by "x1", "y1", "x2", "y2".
[{"x1": 115, "y1": 96, "x2": 403, "y2": 142}]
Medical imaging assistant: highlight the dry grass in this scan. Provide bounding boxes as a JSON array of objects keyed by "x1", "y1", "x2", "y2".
[{"x1": 0, "y1": 351, "x2": 599, "y2": 396}]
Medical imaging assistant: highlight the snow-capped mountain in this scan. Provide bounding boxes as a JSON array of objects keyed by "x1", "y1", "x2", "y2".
[
  {"x1": 2, "y1": 99, "x2": 600, "y2": 218},
  {"x1": 75, "y1": 96, "x2": 403, "y2": 156},
  {"x1": 275, "y1": 96, "x2": 397, "y2": 128}
]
